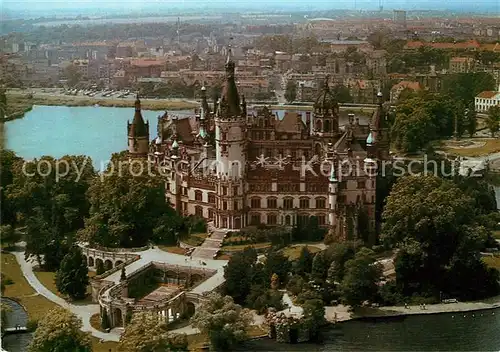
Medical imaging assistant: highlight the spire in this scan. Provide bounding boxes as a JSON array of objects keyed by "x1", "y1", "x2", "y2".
[
  {"x1": 201, "y1": 85, "x2": 210, "y2": 114},
  {"x1": 329, "y1": 163, "x2": 338, "y2": 182},
  {"x1": 324, "y1": 75, "x2": 330, "y2": 91},
  {"x1": 220, "y1": 38, "x2": 241, "y2": 117},
  {"x1": 129, "y1": 94, "x2": 148, "y2": 138},
  {"x1": 377, "y1": 91, "x2": 383, "y2": 106},
  {"x1": 366, "y1": 131, "x2": 375, "y2": 145}
]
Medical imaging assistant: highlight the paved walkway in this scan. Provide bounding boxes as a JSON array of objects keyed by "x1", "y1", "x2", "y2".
[
  {"x1": 11, "y1": 245, "x2": 230, "y2": 342},
  {"x1": 191, "y1": 224, "x2": 228, "y2": 260},
  {"x1": 11, "y1": 249, "x2": 121, "y2": 342}
]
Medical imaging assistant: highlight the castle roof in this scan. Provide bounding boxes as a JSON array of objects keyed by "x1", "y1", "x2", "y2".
[
  {"x1": 219, "y1": 47, "x2": 241, "y2": 117},
  {"x1": 129, "y1": 95, "x2": 148, "y2": 138}
]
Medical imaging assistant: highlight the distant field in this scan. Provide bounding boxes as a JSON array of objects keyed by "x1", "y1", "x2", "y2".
[
  {"x1": 443, "y1": 139, "x2": 500, "y2": 157},
  {"x1": 7, "y1": 92, "x2": 198, "y2": 111}
]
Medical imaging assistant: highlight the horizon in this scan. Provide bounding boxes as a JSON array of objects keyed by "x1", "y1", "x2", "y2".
[{"x1": 2, "y1": 0, "x2": 499, "y2": 17}]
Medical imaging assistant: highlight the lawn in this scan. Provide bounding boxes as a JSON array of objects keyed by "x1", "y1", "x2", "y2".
[
  {"x1": 1, "y1": 253, "x2": 58, "y2": 322},
  {"x1": 280, "y1": 245, "x2": 321, "y2": 260},
  {"x1": 182, "y1": 233, "x2": 208, "y2": 247},
  {"x1": 483, "y1": 256, "x2": 500, "y2": 270},
  {"x1": 492, "y1": 231, "x2": 500, "y2": 240},
  {"x1": 222, "y1": 242, "x2": 272, "y2": 251},
  {"x1": 443, "y1": 138, "x2": 500, "y2": 157},
  {"x1": 159, "y1": 245, "x2": 188, "y2": 255},
  {"x1": 34, "y1": 269, "x2": 96, "y2": 299},
  {"x1": 91, "y1": 337, "x2": 119, "y2": 352}
]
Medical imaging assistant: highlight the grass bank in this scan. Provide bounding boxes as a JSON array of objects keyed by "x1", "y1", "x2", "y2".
[
  {"x1": 442, "y1": 138, "x2": 500, "y2": 157},
  {"x1": 7, "y1": 92, "x2": 197, "y2": 111},
  {"x1": 34, "y1": 269, "x2": 96, "y2": 300}
]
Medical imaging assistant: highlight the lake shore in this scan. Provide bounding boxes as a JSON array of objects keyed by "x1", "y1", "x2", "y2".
[
  {"x1": 6, "y1": 92, "x2": 198, "y2": 111},
  {"x1": 325, "y1": 295, "x2": 500, "y2": 324}
]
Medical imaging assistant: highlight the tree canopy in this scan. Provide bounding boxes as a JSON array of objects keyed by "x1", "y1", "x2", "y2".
[
  {"x1": 78, "y1": 158, "x2": 181, "y2": 248},
  {"x1": 28, "y1": 307, "x2": 91, "y2": 352},
  {"x1": 118, "y1": 312, "x2": 187, "y2": 352},
  {"x1": 191, "y1": 293, "x2": 253, "y2": 351},
  {"x1": 55, "y1": 246, "x2": 89, "y2": 300}
]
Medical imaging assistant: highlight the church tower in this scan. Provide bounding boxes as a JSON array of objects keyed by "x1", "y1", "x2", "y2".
[
  {"x1": 127, "y1": 95, "x2": 150, "y2": 158},
  {"x1": 213, "y1": 46, "x2": 247, "y2": 230}
]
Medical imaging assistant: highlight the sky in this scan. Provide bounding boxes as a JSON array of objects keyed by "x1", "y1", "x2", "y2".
[{"x1": 1, "y1": 0, "x2": 499, "y2": 13}]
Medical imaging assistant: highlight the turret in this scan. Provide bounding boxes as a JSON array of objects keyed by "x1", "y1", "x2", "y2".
[
  {"x1": 370, "y1": 91, "x2": 390, "y2": 160},
  {"x1": 328, "y1": 163, "x2": 339, "y2": 227},
  {"x1": 127, "y1": 95, "x2": 150, "y2": 158}
]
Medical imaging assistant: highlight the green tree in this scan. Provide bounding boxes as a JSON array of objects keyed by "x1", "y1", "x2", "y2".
[
  {"x1": 464, "y1": 103, "x2": 477, "y2": 137},
  {"x1": 302, "y1": 299, "x2": 326, "y2": 340},
  {"x1": 0, "y1": 224, "x2": 21, "y2": 248},
  {"x1": 78, "y1": 157, "x2": 179, "y2": 248},
  {"x1": 118, "y1": 311, "x2": 187, "y2": 352},
  {"x1": 442, "y1": 72, "x2": 495, "y2": 105},
  {"x1": 64, "y1": 64, "x2": 82, "y2": 88},
  {"x1": 55, "y1": 246, "x2": 89, "y2": 300},
  {"x1": 326, "y1": 242, "x2": 357, "y2": 284},
  {"x1": 340, "y1": 248, "x2": 382, "y2": 307},
  {"x1": 284, "y1": 79, "x2": 297, "y2": 103},
  {"x1": 486, "y1": 105, "x2": 500, "y2": 137},
  {"x1": 295, "y1": 246, "x2": 313, "y2": 274},
  {"x1": 191, "y1": 293, "x2": 253, "y2": 351},
  {"x1": 223, "y1": 247, "x2": 258, "y2": 304},
  {"x1": 383, "y1": 175, "x2": 499, "y2": 300},
  {"x1": 311, "y1": 251, "x2": 329, "y2": 281},
  {"x1": 28, "y1": 307, "x2": 91, "y2": 352},
  {"x1": 245, "y1": 285, "x2": 284, "y2": 314},
  {"x1": 8, "y1": 155, "x2": 95, "y2": 270},
  {"x1": 264, "y1": 250, "x2": 290, "y2": 286},
  {"x1": 0, "y1": 87, "x2": 6, "y2": 120}
]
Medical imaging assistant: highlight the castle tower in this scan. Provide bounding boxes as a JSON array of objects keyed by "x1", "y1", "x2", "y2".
[
  {"x1": 213, "y1": 46, "x2": 247, "y2": 230},
  {"x1": 328, "y1": 163, "x2": 339, "y2": 229},
  {"x1": 312, "y1": 76, "x2": 340, "y2": 140},
  {"x1": 214, "y1": 47, "x2": 247, "y2": 179},
  {"x1": 127, "y1": 95, "x2": 150, "y2": 158},
  {"x1": 371, "y1": 91, "x2": 390, "y2": 160}
]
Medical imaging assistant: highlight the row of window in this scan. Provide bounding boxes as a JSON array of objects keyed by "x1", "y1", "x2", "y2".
[
  {"x1": 250, "y1": 197, "x2": 326, "y2": 209},
  {"x1": 249, "y1": 213, "x2": 326, "y2": 226}
]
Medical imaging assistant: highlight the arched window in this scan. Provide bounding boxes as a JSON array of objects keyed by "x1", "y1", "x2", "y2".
[
  {"x1": 315, "y1": 197, "x2": 326, "y2": 209},
  {"x1": 250, "y1": 197, "x2": 261, "y2": 209},
  {"x1": 267, "y1": 213, "x2": 277, "y2": 225},
  {"x1": 283, "y1": 197, "x2": 294, "y2": 209},
  {"x1": 299, "y1": 197, "x2": 310, "y2": 209},
  {"x1": 195, "y1": 206, "x2": 203, "y2": 217},
  {"x1": 315, "y1": 119, "x2": 322, "y2": 131},
  {"x1": 267, "y1": 197, "x2": 277, "y2": 209},
  {"x1": 324, "y1": 119, "x2": 331, "y2": 132},
  {"x1": 208, "y1": 193, "x2": 215, "y2": 204},
  {"x1": 259, "y1": 118, "x2": 264, "y2": 128},
  {"x1": 195, "y1": 190, "x2": 202, "y2": 201}
]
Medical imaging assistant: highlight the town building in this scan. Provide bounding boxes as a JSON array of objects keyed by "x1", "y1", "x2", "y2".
[
  {"x1": 449, "y1": 57, "x2": 475, "y2": 73},
  {"x1": 475, "y1": 87, "x2": 500, "y2": 112},
  {"x1": 127, "y1": 51, "x2": 390, "y2": 241},
  {"x1": 390, "y1": 81, "x2": 422, "y2": 102}
]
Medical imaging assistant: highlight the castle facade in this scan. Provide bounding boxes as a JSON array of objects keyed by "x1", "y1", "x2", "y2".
[{"x1": 127, "y1": 52, "x2": 390, "y2": 241}]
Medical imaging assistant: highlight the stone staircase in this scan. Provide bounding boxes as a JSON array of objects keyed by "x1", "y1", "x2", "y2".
[{"x1": 191, "y1": 222, "x2": 228, "y2": 259}]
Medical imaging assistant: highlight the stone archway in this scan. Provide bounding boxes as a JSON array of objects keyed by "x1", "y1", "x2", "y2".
[
  {"x1": 234, "y1": 217, "x2": 241, "y2": 229},
  {"x1": 113, "y1": 308, "x2": 123, "y2": 327},
  {"x1": 88, "y1": 257, "x2": 94, "y2": 267},
  {"x1": 184, "y1": 302, "x2": 196, "y2": 318},
  {"x1": 104, "y1": 259, "x2": 113, "y2": 271},
  {"x1": 95, "y1": 258, "x2": 103, "y2": 270},
  {"x1": 115, "y1": 260, "x2": 123, "y2": 267}
]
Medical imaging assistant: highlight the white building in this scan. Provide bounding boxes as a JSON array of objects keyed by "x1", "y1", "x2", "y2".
[{"x1": 475, "y1": 86, "x2": 500, "y2": 112}]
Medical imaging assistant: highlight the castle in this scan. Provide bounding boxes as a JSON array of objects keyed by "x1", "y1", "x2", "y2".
[{"x1": 127, "y1": 51, "x2": 390, "y2": 241}]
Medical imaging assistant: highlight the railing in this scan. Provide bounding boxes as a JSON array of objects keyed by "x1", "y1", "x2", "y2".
[{"x1": 133, "y1": 291, "x2": 186, "y2": 312}]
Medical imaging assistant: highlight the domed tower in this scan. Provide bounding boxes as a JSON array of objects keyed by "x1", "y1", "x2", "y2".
[
  {"x1": 127, "y1": 95, "x2": 150, "y2": 158},
  {"x1": 313, "y1": 76, "x2": 340, "y2": 138},
  {"x1": 213, "y1": 47, "x2": 247, "y2": 230}
]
